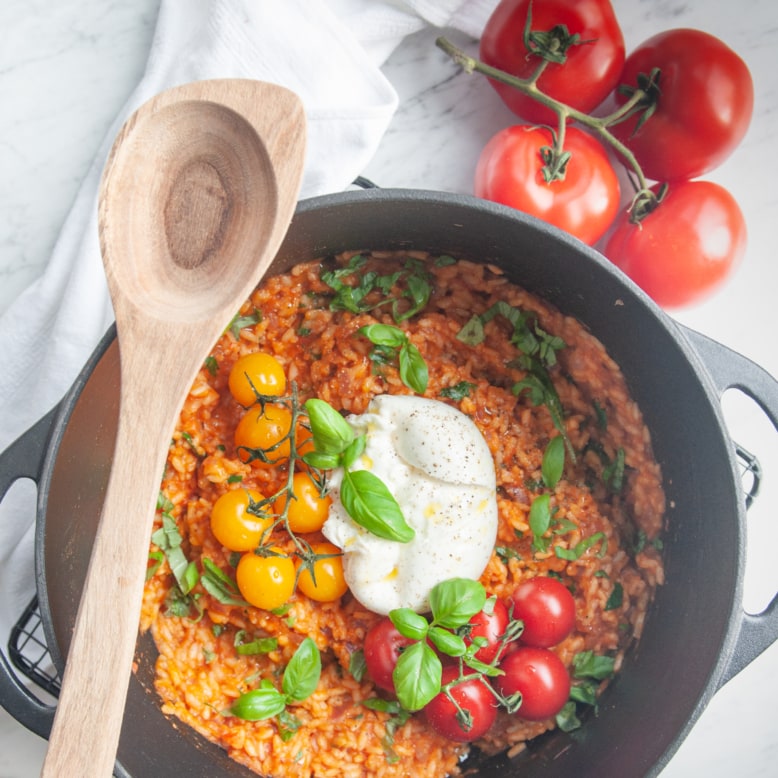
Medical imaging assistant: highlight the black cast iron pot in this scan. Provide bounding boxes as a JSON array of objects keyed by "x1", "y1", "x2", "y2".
[{"x1": 2, "y1": 189, "x2": 777, "y2": 777}]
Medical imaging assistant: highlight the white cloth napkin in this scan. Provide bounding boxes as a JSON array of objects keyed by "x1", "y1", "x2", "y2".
[{"x1": 0, "y1": 0, "x2": 497, "y2": 666}]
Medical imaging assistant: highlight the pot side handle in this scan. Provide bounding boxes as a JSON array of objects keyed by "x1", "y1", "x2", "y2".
[
  {"x1": 681, "y1": 326, "x2": 778, "y2": 688},
  {"x1": 0, "y1": 407, "x2": 59, "y2": 738}
]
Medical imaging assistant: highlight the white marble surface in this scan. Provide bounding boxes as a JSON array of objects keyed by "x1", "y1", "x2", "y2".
[{"x1": 1, "y1": 1, "x2": 777, "y2": 776}]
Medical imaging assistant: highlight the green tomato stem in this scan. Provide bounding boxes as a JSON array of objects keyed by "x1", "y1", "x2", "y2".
[{"x1": 434, "y1": 36, "x2": 654, "y2": 196}]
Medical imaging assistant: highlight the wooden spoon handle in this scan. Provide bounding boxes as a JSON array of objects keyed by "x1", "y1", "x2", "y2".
[{"x1": 41, "y1": 324, "x2": 205, "y2": 776}]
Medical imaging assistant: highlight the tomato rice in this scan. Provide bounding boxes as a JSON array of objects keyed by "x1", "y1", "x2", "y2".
[{"x1": 141, "y1": 251, "x2": 665, "y2": 777}]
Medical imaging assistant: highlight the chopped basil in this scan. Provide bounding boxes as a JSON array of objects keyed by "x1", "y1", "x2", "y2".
[
  {"x1": 321, "y1": 255, "x2": 432, "y2": 323},
  {"x1": 439, "y1": 380, "x2": 476, "y2": 401},
  {"x1": 204, "y1": 355, "x2": 218, "y2": 376},
  {"x1": 228, "y1": 309, "x2": 261, "y2": 339},
  {"x1": 349, "y1": 650, "x2": 367, "y2": 682},
  {"x1": 603, "y1": 447, "x2": 626, "y2": 493},
  {"x1": 201, "y1": 558, "x2": 249, "y2": 607},
  {"x1": 234, "y1": 630, "x2": 278, "y2": 656},
  {"x1": 554, "y1": 531, "x2": 607, "y2": 561},
  {"x1": 604, "y1": 582, "x2": 624, "y2": 611}
]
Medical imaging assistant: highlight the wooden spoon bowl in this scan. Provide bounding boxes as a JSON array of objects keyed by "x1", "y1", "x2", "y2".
[{"x1": 41, "y1": 79, "x2": 306, "y2": 777}]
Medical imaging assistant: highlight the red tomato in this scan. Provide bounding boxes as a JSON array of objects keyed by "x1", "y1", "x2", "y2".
[
  {"x1": 475, "y1": 125, "x2": 620, "y2": 245},
  {"x1": 423, "y1": 666, "x2": 498, "y2": 742},
  {"x1": 512, "y1": 576, "x2": 576, "y2": 648},
  {"x1": 495, "y1": 647, "x2": 571, "y2": 721},
  {"x1": 611, "y1": 29, "x2": 753, "y2": 181},
  {"x1": 480, "y1": 0, "x2": 625, "y2": 125},
  {"x1": 604, "y1": 181, "x2": 746, "y2": 309},
  {"x1": 465, "y1": 598, "x2": 510, "y2": 664},
  {"x1": 363, "y1": 617, "x2": 415, "y2": 693}
]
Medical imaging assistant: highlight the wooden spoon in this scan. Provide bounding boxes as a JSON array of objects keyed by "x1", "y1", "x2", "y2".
[{"x1": 41, "y1": 79, "x2": 306, "y2": 777}]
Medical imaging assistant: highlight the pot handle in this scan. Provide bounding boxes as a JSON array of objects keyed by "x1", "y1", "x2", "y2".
[
  {"x1": 0, "y1": 407, "x2": 59, "y2": 738},
  {"x1": 681, "y1": 326, "x2": 778, "y2": 688}
]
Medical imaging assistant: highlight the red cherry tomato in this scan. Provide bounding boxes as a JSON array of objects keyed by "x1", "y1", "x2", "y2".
[
  {"x1": 604, "y1": 181, "x2": 747, "y2": 309},
  {"x1": 480, "y1": 0, "x2": 625, "y2": 125},
  {"x1": 611, "y1": 28, "x2": 753, "y2": 181},
  {"x1": 423, "y1": 665, "x2": 498, "y2": 742},
  {"x1": 495, "y1": 647, "x2": 571, "y2": 721},
  {"x1": 465, "y1": 598, "x2": 510, "y2": 664},
  {"x1": 475, "y1": 125, "x2": 620, "y2": 245},
  {"x1": 511, "y1": 576, "x2": 576, "y2": 648},
  {"x1": 363, "y1": 617, "x2": 415, "y2": 694}
]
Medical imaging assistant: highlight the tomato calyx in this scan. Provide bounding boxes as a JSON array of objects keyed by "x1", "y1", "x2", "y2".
[
  {"x1": 537, "y1": 126, "x2": 572, "y2": 182},
  {"x1": 614, "y1": 67, "x2": 662, "y2": 134},
  {"x1": 626, "y1": 182, "x2": 669, "y2": 226},
  {"x1": 521, "y1": 2, "x2": 593, "y2": 71}
]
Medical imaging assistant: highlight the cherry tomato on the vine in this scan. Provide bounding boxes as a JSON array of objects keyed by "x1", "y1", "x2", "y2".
[
  {"x1": 236, "y1": 547, "x2": 296, "y2": 611},
  {"x1": 511, "y1": 576, "x2": 576, "y2": 648},
  {"x1": 475, "y1": 125, "x2": 620, "y2": 245},
  {"x1": 464, "y1": 598, "x2": 510, "y2": 664},
  {"x1": 611, "y1": 28, "x2": 753, "y2": 181},
  {"x1": 274, "y1": 471, "x2": 332, "y2": 534},
  {"x1": 363, "y1": 617, "x2": 415, "y2": 694},
  {"x1": 495, "y1": 646, "x2": 571, "y2": 721},
  {"x1": 296, "y1": 542, "x2": 348, "y2": 602},
  {"x1": 234, "y1": 404, "x2": 293, "y2": 467},
  {"x1": 423, "y1": 665, "x2": 498, "y2": 742},
  {"x1": 480, "y1": 0, "x2": 625, "y2": 125},
  {"x1": 210, "y1": 488, "x2": 273, "y2": 553},
  {"x1": 228, "y1": 352, "x2": 286, "y2": 407},
  {"x1": 604, "y1": 181, "x2": 747, "y2": 309}
]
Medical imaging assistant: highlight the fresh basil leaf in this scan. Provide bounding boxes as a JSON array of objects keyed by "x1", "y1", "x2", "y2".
[
  {"x1": 542, "y1": 435, "x2": 565, "y2": 488},
  {"x1": 392, "y1": 641, "x2": 442, "y2": 712},
  {"x1": 389, "y1": 608, "x2": 429, "y2": 641},
  {"x1": 340, "y1": 469, "x2": 415, "y2": 543},
  {"x1": 342, "y1": 435, "x2": 367, "y2": 469},
  {"x1": 231, "y1": 683, "x2": 287, "y2": 721},
  {"x1": 302, "y1": 451, "x2": 342, "y2": 470},
  {"x1": 358, "y1": 323, "x2": 406, "y2": 348},
  {"x1": 427, "y1": 626, "x2": 466, "y2": 657},
  {"x1": 398, "y1": 341, "x2": 428, "y2": 394},
  {"x1": 304, "y1": 398, "x2": 354, "y2": 456},
  {"x1": 428, "y1": 578, "x2": 486, "y2": 629},
  {"x1": 282, "y1": 637, "x2": 322, "y2": 702},
  {"x1": 529, "y1": 494, "x2": 552, "y2": 543}
]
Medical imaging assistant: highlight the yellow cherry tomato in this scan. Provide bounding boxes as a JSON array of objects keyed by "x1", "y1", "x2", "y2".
[
  {"x1": 234, "y1": 405, "x2": 292, "y2": 467},
  {"x1": 236, "y1": 547, "x2": 296, "y2": 610},
  {"x1": 296, "y1": 542, "x2": 348, "y2": 602},
  {"x1": 210, "y1": 488, "x2": 273, "y2": 552},
  {"x1": 274, "y1": 471, "x2": 332, "y2": 534},
  {"x1": 228, "y1": 352, "x2": 287, "y2": 407}
]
